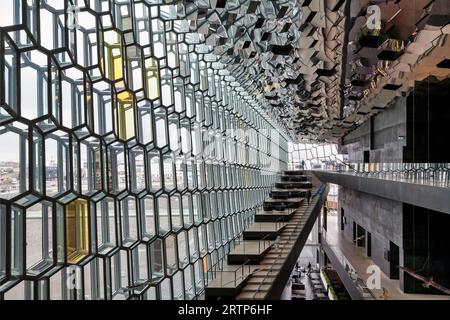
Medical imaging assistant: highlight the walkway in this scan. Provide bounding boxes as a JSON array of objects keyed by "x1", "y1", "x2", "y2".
[
  {"x1": 325, "y1": 215, "x2": 450, "y2": 300},
  {"x1": 313, "y1": 170, "x2": 450, "y2": 214}
]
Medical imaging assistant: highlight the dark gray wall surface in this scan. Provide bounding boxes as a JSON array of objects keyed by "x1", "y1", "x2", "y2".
[
  {"x1": 341, "y1": 96, "x2": 407, "y2": 163},
  {"x1": 339, "y1": 186, "x2": 402, "y2": 277}
]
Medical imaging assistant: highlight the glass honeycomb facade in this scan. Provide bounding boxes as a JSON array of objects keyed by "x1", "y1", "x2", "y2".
[
  {"x1": 288, "y1": 143, "x2": 343, "y2": 170},
  {"x1": 0, "y1": 1, "x2": 289, "y2": 300}
]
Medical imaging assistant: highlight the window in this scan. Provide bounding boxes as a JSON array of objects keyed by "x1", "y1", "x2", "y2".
[
  {"x1": 119, "y1": 195, "x2": 138, "y2": 246},
  {"x1": 26, "y1": 201, "x2": 53, "y2": 275},
  {"x1": 150, "y1": 239, "x2": 164, "y2": 280},
  {"x1": 95, "y1": 197, "x2": 117, "y2": 254},
  {"x1": 0, "y1": 0, "x2": 288, "y2": 300},
  {"x1": 65, "y1": 198, "x2": 89, "y2": 265},
  {"x1": 0, "y1": 204, "x2": 6, "y2": 280}
]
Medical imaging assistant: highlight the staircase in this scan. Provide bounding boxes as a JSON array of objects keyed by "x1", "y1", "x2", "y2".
[{"x1": 205, "y1": 170, "x2": 327, "y2": 300}]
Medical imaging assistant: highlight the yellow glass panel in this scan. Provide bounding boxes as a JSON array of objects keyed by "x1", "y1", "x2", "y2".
[
  {"x1": 101, "y1": 30, "x2": 123, "y2": 81},
  {"x1": 145, "y1": 58, "x2": 160, "y2": 100},
  {"x1": 116, "y1": 91, "x2": 135, "y2": 140},
  {"x1": 202, "y1": 256, "x2": 208, "y2": 273},
  {"x1": 112, "y1": 49, "x2": 123, "y2": 80},
  {"x1": 65, "y1": 198, "x2": 89, "y2": 264}
]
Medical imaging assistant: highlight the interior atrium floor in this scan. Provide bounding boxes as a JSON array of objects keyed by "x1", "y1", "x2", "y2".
[{"x1": 326, "y1": 215, "x2": 450, "y2": 300}]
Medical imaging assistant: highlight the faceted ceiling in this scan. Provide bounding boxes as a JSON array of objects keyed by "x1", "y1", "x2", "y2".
[
  {"x1": 190, "y1": 0, "x2": 346, "y2": 142},
  {"x1": 191, "y1": 0, "x2": 450, "y2": 143},
  {"x1": 2, "y1": 0, "x2": 450, "y2": 144}
]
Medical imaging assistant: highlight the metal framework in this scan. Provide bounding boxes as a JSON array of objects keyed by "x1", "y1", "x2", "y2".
[{"x1": 0, "y1": 0, "x2": 289, "y2": 300}]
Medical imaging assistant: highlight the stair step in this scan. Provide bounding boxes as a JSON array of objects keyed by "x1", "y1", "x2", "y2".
[
  {"x1": 241, "y1": 284, "x2": 271, "y2": 292},
  {"x1": 236, "y1": 292, "x2": 266, "y2": 300},
  {"x1": 252, "y1": 270, "x2": 278, "y2": 277},
  {"x1": 247, "y1": 278, "x2": 274, "y2": 285}
]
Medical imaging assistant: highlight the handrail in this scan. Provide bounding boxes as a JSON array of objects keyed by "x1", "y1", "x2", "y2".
[
  {"x1": 251, "y1": 250, "x2": 285, "y2": 299},
  {"x1": 321, "y1": 228, "x2": 377, "y2": 300},
  {"x1": 206, "y1": 258, "x2": 252, "y2": 289},
  {"x1": 250, "y1": 184, "x2": 325, "y2": 299},
  {"x1": 275, "y1": 215, "x2": 285, "y2": 233},
  {"x1": 258, "y1": 233, "x2": 273, "y2": 254},
  {"x1": 355, "y1": 278, "x2": 377, "y2": 300},
  {"x1": 216, "y1": 259, "x2": 252, "y2": 289},
  {"x1": 334, "y1": 158, "x2": 357, "y2": 172},
  {"x1": 317, "y1": 162, "x2": 450, "y2": 187}
]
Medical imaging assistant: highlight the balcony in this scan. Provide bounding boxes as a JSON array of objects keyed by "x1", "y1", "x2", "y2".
[{"x1": 313, "y1": 163, "x2": 450, "y2": 214}]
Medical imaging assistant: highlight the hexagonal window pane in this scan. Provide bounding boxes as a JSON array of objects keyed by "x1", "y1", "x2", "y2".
[
  {"x1": 159, "y1": 277, "x2": 172, "y2": 300},
  {"x1": 184, "y1": 265, "x2": 195, "y2": 299},
  {"x1": 163, "y1": 155, "x2": 176, "y2": 191},
  {"x1": 26, "y1": 201, "x2": 53, "y2": 275},
  {"x1": 80, "y1": 137, "x2": 102, "y2": 195},
  {"x1": 110, "y1": 250, "x2": 129, "y2": 300},
  {"x1": 131, "y1": 244, "x2": 149, "y2": 288},
  {"x1": 0, "y1": 204, "x2": 6, "y2": 281},
  {"x1": 172, "y1": 271, "x2": 184, "y2": 300},
  {"x1": 150, "y1": 238, "x2": 164, "y2": 280},
  {"x1": 157, "y1": 195, "x2": 169, "y2": 235},
  {"x1": 154, "y1": 108, "x2": 167, "y2": 148},
  {"x1": 136, "y1": 101, "x2": 153, "y2": 145},
  {"x1": 182, "y1": 193, "x2": 193, "y2": 227},
  {"x1": 188, "y1": 228, "x2": 199, "y2": 261},
  {"x1": 60, "y1": 68, "x2": 85, "y2": 129},
  {"x1": 170, "y1": 193, "x2": 182, "y2": 231},
  {"x1": 11, "y1": 206, "x2": 24, "y2": 277},
  {"x1": 148, "y1": 151, "x2": 161, "y2": 192},
  {"x1": 120, "y1": 196, "x2": 138, "y2": 246},
  {"x1": 177, "y1": 231, "x2": 188, "y2": 269},
  {"x1": 129, "y1": 146, "x2": 145, "y2": 193},
  {"x1": 65, "y1": 198, "x2": 90, "y2": 264},
  {"x1": 115, "y1": 91, "x2": 135, "y2": 140},
  {"x1": 140, "y1": 195, "x2": 155, "y2": 240},
  {"x1": 49, "y1": 268, "x2": 63, "y2": 300},
  {"x1": 20, "y1": 50, "x2": 48, "y2": 120},
  {"x1": 107, "y1": 142, "x2": 126, "y2": 194},
  {"x1": 3, "y1": 281, "x2": 26, "y2": 300},
  {"x1": 44, "y1": 130, "x2": 71, "y2": 197},
  {"x1": 95, "y1": 197, "x2": 117, "y2": 254},
  {"x1": 101, "y1": 30, "x2": 123, "y2": 81},
  {"x1": 143, "y1": 285, "x2": 156, "y2": 300},
  {"x1": 0, "y1": 122, "x2": 29, "y2": 200}
]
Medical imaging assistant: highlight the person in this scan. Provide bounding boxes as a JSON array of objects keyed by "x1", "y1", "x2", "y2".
[
  {"x1": 273, "y1": 235, "x2": 281, "y2": 251},
  {"x1": 307, "y1": 262, "x2": 312, "y2": 275},
  {"x1": 301, "y1": 160, "x2": 305, "y2": 169}
]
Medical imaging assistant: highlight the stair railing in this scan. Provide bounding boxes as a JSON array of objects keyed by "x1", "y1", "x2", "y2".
[{"x1": 249, "y1": 185, "x2": 324, "y2": 299}]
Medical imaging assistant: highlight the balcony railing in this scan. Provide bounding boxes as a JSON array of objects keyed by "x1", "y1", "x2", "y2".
[
  {"x1": 290, "y1": 161, "x2": 450, "y2": 187},
  {"x1": 321, "y1": 228, "x2": 376, "y2": 300}
]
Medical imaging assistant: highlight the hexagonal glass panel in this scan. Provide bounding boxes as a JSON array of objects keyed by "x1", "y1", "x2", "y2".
[
  {"x1": 94, "y1": 197, "x2": 117, "y2": 254},
  {"x1": 119, "y1": 195, "x2": 138, "y2": 246},
  {"x1": 65, "y1": 198, "x2": 90, "y2": 264},
  {"x1": 0, "y1": 122, "x2": 29, "y2": 200},
  {"x1": 25, "y1": 201, "x2": 54, "y2": 275},
  {"x1": 0, "y1": 0, "x2": 291, "y2": 300}
]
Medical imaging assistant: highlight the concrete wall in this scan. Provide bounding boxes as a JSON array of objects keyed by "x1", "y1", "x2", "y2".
[
  {"x1": 340, "y1": 121, "x2": 369, "y2": 162},
  {"x1": 339, "y1": 186, "x2": 402, "y2": 278},
  {"x1": 341, "y1": 96, "x2": 407, "y2": 163},
  {"x1": 334, "y1": 80, "x2": 450, "y2": 293},
  {"x1": 337, "y1": 97, "x2": 407, "y2": 279}
]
